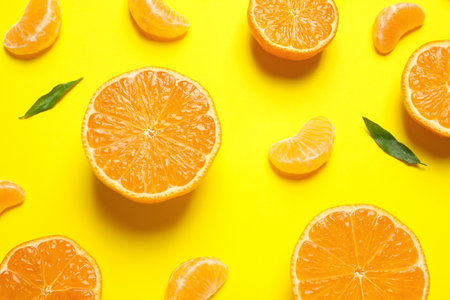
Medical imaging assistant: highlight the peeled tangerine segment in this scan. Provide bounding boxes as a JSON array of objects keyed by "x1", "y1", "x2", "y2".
[
  {"x1": 0, "y1": 181, "x2": 25, "y2": 215},
  {"x1": 3, "y1": 0, "x2": 61, "y2": 56},
  {"x1": 129, "y1": 0, "x2": 190, "y2": 40},
  {"x1": 373, "y1": 3, "x2": 425, "y2": 54},
  {"x1": 269, "y1": 117, "x2": 334, "y2": 175},
  {"x1": 166, "y1": 257, "x2": 228, "y2": 300}
]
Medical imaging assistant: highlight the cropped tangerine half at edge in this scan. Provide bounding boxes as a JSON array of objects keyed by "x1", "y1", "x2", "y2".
[
  {"x1": 402, "y1": 40, "x2": 450, "y2": 137},
  {"x1": 166, "y1": 257, "x2": 228, "y2": 300},
  {"x1": 0, "y1": 236, "x2": 102, "y2": 299},
  {"x1": 3, "y1": 0, "x2": 61, "y2": 57},
  {"x1": 82, "y1": 67, "x2": 221, "y2": 203},
  {"x1": 291, "y1": 204, "x2": 429, "y2": 300},
  {"x1": 248, "y1": 0, "x2": 339, "y2": 61}
]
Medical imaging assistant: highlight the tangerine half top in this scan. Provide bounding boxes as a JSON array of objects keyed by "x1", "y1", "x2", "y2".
[{"x1": 82, "y1": 67, "x2": 221, "y2": 203}]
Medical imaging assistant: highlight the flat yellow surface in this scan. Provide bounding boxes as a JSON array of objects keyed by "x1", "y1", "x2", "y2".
[{"x1": 1, "y1": 0, "x2": 449, "y2": 299}]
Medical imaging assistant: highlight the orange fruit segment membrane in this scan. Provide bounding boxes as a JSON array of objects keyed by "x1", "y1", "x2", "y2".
[
  {"x1": 247, "y1": 0, "x2": 339, "y2": 61},
  {"x1": 0, "y1": 236, "x2": 102, "y2": 299},
  {"x1": 402, "y1": 40, "x2": 450, "y2": 137},
  {"x1": 166, "y1": 257, "x2": 228, "y2": 300},
  {"x1": 3, "y1": 0, "x2": 61, "y2": 56},
  {"x1": 129, "y1": 0, "x2": 190, "y2": 40},
  {"x1": 269, "y1": 117, "x2": 334, "y2": 175},
  {"x1": 0, "y1": 181, "x2": 25, "y2": 215},
  {"x1": 82, "y1": 67, "x2": 221, "y2": 203},
  {"x1": 373, "y1": 3, "x2": 425, "y2": 54},
  {"x1": 291, "y1": 204, "x2": 429, "y2": 300}
]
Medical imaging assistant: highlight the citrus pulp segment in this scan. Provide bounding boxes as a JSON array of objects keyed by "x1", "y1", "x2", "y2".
[
  {"x1": 166, "y1": 257, "x2": 228, "y2": 300},
  {"x1": 0, "y1": 181, "x2": 25, "y2": 215},
  {"x1": 3, "y1": 0, "x2": 61, "y2": 56}
]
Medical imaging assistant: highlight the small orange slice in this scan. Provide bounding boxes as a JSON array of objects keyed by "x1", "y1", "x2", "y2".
[
  {"x1": 373, "y1": 3, "x2": 425, "y2": 54},
  {"x1": 402, "y1": 40, "x2": 450, "y2": 137},
  {"x1": 0, "y1": 236, "x2": 102, "y2": 299},
  {"x1": 0, "y1": 181, "x2": 25, "y2": 215},
  {"x1": 166, "y1": 257, "x2": 228, "y2": 300},
  {"x1": 82, "y1": 67, "x2": 221, "y2": 203},
  {"x1": 291, "y1": 204, "x2": 429, "y2": 300},
  {"x1": 248, "y1": 0, "x2": 339, "y2": 61},
  {"x1": 3, "y1": 0, "x2": 61, "y2": 56},
  {"x1": 269, "y1": 117, "x2": 334, "y2": 175},
  {"x1": 129, "y1": 0, "x2": 190, "y2": 40}
]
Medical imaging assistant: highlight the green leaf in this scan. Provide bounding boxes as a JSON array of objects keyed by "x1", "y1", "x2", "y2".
[
  {"x1": 19, "y1": 78, "x2": 83, "y2": 119},
  {"x1": 363, "y1": 117, "x2": 426, "y2": 166}
]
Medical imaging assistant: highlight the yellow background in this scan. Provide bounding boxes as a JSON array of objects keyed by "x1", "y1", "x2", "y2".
[{"x1": 1, "y1": 0, "x2": 450, "y2": 298}]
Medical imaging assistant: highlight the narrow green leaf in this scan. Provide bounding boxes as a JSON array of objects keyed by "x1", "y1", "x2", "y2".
[
  {"x1": 19, "y1": 78, "x2": 83, "y2": 119},
  {"x1": 363, "y1": 117, "x2": 426, "y2": 166}
]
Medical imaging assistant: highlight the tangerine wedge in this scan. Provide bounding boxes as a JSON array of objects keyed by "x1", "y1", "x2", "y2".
[
  {"x1": 3, "y1": 0, "x2": 61, "y2": 56},
  {"x1": 269, "y1": 117, "x2": 334, "y2": 175},
  {"x1": 166, "y1": 257, "x2": 228, "y2": 300},
  {"x1": 291, "y1": 204, "x2": 429, "y2": 299},
  {"x1": 248, "y1": 0, "x2": 339, "y2": 61},
  {"x1": 0, "y1": 236, "x2": 102, "y2": 299},
  {"x1": 129, "y1": 0, "x2": 190, "y2": 40},
  {"x1": 373, "y1": 3, "x2": 425, "y2": 54},
  {"x1": 402, "y1": 40, "x2": 450, "y2": 137},
  {"x1": 0, "y1": 181, "x2": 25, "y2": 215},
  {"x1": 82, "y1": 67, "x2": 221, "y2": 203}
]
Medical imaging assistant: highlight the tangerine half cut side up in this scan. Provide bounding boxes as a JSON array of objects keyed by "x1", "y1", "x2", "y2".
[
  {"x1": 82, "y1": 67, "x2": 221, "y2": 203},
  {"x1": 291, "y1": 204, "x2": 429, "y2": 299},
  {"x1": 248, "y1": 0, "x2": 339, "y2": 61},
  {"x1": 373, "y1": 3, "x2": 425, "y2": 54},
  {"x1": 3, "y1": 0, "x2": 61, "y2": 57},
  {"x1": 0, "y1": 236, "x2": 102, "y2": 299},
  {"x1": 402, "y1": 40, "x2": 450, "y2": 137}
]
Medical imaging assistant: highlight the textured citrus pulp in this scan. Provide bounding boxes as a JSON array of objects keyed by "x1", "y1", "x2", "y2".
[
  {"x1": 269, "y1": 117, "x2": 334, "y2": 175},
  {"x1": 129, "y1": 0, "x2": 190, "y2": 40},
  {"x1": 166, "y1": 257, "x2": 228, "y2": 300},
  {"x1": 3, "y1": 0, "x2": 61, "y2": 56},
  {"x1": 247, "y1": 0, "x2": 339, "y2": 61},
  {"x1": 291, "y1": 204, "x2": 429, "y2": 299},
  {"x1": 0, "y1": 181, "x2": 25, "y2": 215},
  {"x1": 373, "y1": 3, "x2": 425, "y2": 54},
  {"x1": 82, "y1": 67, "x2": 221, "y2": 203},
  {"x1": 0, "y1": 236, "x2": 102, "y2": 299},
  {"x1": 402, "y1": 40, "x2": 450, "y2": 137}
]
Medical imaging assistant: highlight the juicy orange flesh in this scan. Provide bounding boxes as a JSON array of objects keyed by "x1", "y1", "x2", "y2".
[
  {"x1": 166, "y1": 257, "x2": 228, "y2": 299},
  {"x1": 0, "y1": 181, "x2": 25, "y2": 214},
  {"x1": 0, "y1": 239, "x2": 98, "y2": 299},
  {"x1": 408, "y1": 46, "x2": 450, "y2": 128},
  {"x1": 129, "y1": 0, "x2": 189, "y2": 39},
  {"x1": 269, "y1": 117, "x2": 334, "y2": 174},
  {"x1": 373, "y1": 3, "x2": 425, "y2": 54},
  {"x1": 252, "y1": 0, "x2": 336, "y2": 49},
  {"x1": 4, "y1": 0, "x2": 61, "y2": 55},
  {"x1": 294, "y1": 208, "x2": 426, "y2": 299},
  {"x1": 87, "y1": 70, "x2": 216, "y2": 194}
]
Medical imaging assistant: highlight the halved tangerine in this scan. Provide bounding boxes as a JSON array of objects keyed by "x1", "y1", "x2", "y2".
[
  {"x1": 291, "y1": 204, "x2": 429, "y2": 299},
  {"x1": 0, "y1": 236, "x2": 102, "y2": 299},
  {"x1": 248, "y1": 0, "x2": 339, "y2": 60},
  {"x1": 402, "y1": 40, "x2": 450, "y2": 137},
  {"x1": 82, "y1": 67, "x2": 221, "y2": 203}
]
